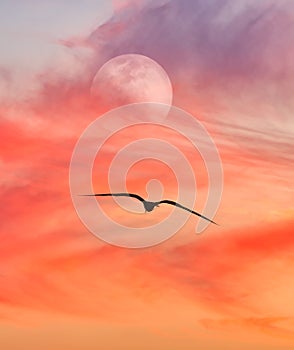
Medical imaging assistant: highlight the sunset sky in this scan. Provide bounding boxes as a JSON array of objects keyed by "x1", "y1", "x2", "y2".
[{"x1": 1, "y1": 0, "x2": 294, "y2": 349}]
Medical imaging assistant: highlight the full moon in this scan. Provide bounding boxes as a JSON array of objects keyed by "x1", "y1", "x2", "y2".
[{"x1": 91, "y1": 54, "x2": 173, "y2": 108}]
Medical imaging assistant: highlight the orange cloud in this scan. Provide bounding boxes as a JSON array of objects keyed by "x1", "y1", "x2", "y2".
[{"x1": 0, "y1": 1, "x2": 293, "y2": 349}]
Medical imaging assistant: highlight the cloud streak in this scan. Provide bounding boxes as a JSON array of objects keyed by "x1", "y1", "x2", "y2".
[{"x1": 0, "y1": 0, "x2": 294, "y2": 348}]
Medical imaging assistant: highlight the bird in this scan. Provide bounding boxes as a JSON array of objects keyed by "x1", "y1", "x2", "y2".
[{"x1": 80, "y1": 192, "x2": 218, "y2": 225}]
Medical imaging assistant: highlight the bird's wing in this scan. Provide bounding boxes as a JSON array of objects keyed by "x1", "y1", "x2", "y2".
[
  {"x1": 158, "y1": 200, "x2": 218, "y2": 225},
  {"x1": 80, "y1": 193, "x2": 145, "y2": 202}
]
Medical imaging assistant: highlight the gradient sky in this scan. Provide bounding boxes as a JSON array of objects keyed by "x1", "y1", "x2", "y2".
[{"x1": 1, "y1": 0, "x2": 294, "y2": 349}]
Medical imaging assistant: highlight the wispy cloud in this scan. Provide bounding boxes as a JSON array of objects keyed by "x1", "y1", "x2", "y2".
[{"x1": 0, "y1": 0, "x2": 294, "y2": 348}]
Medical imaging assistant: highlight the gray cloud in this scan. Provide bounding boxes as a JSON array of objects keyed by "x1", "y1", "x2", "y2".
[{"x1": 81, "y1": 0, "x2": 294, "y2": 169}]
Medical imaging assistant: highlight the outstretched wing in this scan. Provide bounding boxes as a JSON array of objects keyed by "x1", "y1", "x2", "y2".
[
  {"x1": 80, "y1": 192, "x2": 145, "y2": 203},
  {"x1": 158, "y1": 200, "x2": 218, "y2": 225}
]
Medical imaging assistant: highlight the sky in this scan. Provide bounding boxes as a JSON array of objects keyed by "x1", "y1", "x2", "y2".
[{"x1": 1, "y1": 0, "x2": 294, "y2": 349}]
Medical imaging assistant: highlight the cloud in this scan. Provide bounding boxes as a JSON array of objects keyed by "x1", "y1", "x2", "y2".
[
  {"x1": 0, "y1": 2, "x2": 293, "y2": 348},
  {"x1": 78, "y1": 0, "x2": 294, "y2": 165}
]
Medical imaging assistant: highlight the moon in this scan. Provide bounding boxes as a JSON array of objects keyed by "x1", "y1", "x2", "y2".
[{"x1": 91, "y1": 54, "x2": 173, "y2": 109}]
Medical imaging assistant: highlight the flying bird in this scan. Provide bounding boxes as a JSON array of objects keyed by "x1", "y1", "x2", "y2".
[{"x1": 80, "y1": 192, "x2": 218, "y2": 225}]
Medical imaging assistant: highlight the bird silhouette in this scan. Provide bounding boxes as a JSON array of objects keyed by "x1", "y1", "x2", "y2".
[{"x1": 80, "y1": 192, "x2": 218, "y2": 225}]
